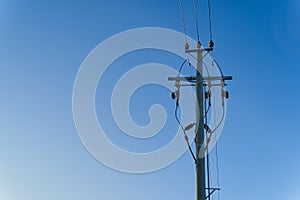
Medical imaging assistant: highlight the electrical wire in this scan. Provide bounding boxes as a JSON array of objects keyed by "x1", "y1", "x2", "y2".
[
  {"x1": 187, "y1": 58, "x2": 194, "y2": 78},
  {"x1": 177, "y1": 59, "x2": 188, "y2": 76},
  {"x1": 187, "y1": 59, "x2": 197, "y2": 113},
  {"x1": 175, "y1": 100, "x2": 184, "y2": 131},
  {"x1": 176, "y1": 1, "x2": 224, "y2": 199},
  {"x1": 215, "y1": 142, "x2": 221, "y2": 200},
  {"x1": 194, "y1": 101, "x2": 211, "y2": 139},
  {"x1": 208, "y1": 0, "x2": 213, "y2": 42},
  {"x1": 175, "y1": 59, "x2": 196, "y2": 162},
  {"x1": 203, "y1": 103, "x2": 225, "y2": 152},
  {"x1": 212, "y1": 65, "x2": 221, "y2": 200},
  {"x1": 212, "y1": 59, "x2": 224, "y2": 78},
  {"x1": 202, "y1": 58, "x2": 212, "y2": 78},
  {"x1": 193, "y1": 0, "x2": 200, "y2": 43},
  {"x1": 206, "y1": 150, "x2": 211, "y2": 200},
  {"x1": 175, "y1": 99, "x2": 196, "y2": 162},
  {"x1": 186, "y1": 52, "x2": 211, "y2": 80},
  {"x1": 210, "y1": 105, "x2": 225, "y2": 135},
  {"x1": 179, "y1": 0, "x2": 188, "y2": 43},
  {"x1": 204, "y1": 98, "x2": 211, "y2": 200}
]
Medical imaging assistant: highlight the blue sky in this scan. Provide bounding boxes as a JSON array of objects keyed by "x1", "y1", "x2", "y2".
[{"x1": 1, "y1": 0, "x2": 300, "y2": 200}]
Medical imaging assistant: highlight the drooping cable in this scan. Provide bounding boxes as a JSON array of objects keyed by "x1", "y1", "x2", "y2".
[
  {"x1": 177, "y1": 59, "x2": 188, "y2": 76},
  {"x1": 193, "y1": 0, "x2": 200, "y2": 43},
  {"x1": 205, "y1": 80, "x2": 225, "y2": 148},
  {"x1": 212, "y1": 59, "x2": 224, "y2": 78},
  {"x1": 209, "y1": 105, "x2": 225, "y2": 136},
  {"x1": 202, "y1": 58, "x2": 212, "y2": 78},
  {"x1": 175, "y1": 99, "x2": 196, "y2": 162},
  {"x1": 204, "y1": 86, "x2": 226, "y2": 150},
  {"x1": 175, "y1": 59, "x2": 196, "y2": 162},
  {"x1": 175, "y1": 100, "x2": 184, "y2": 131}
]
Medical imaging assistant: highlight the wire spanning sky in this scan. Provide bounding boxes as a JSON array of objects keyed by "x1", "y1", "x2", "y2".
[{"x1": 0, "y1": 0, "x2": 300, "y2": 200}]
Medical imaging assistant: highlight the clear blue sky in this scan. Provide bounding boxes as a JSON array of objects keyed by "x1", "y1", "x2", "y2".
[{"x1": 1, "y1": 0, "x2": 300, "y2": 199}]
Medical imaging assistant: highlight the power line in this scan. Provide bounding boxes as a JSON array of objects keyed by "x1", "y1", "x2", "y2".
[
  {"x1": 175, "y1": 59, "x2": 196, "y2": 162},
  {"x1": 208, "y1": 0, "x2": 214, "y2": 47},
  {"x1": 204, "y1": 98, "x2": 211, "y2": 200},
  {"x1": 180, "y1": 0, "x2": 188, "y2": 43},
  {"x1": 175, "y1": 99, "x2": 196, "y2": 162},
  {"x1": 193, "y1": 0, "x2": 200, "y2": 43},
  {"x1": 216, "y1": 142, "x2": 221, "y2": 200},
  {"x1": 170, "y1": 2, "x2": 232, "y2": 200}
]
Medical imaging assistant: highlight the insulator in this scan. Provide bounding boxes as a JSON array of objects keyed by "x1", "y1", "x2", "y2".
[
  {"x1": 221, "y1": 90, "x2": 225, "y2": 105},
  {"x1": 208, "y1": 40, "x2": 214, "y2": 48},
  {"x1": 225, "y1": 91, "x2": 229, "y2": 99},
  {"x1": 204, "y1": 124, "x2": 212, "y2": 133},
  {"x1": 171, "y1": 92, "x2": 176, "y2": 99},
  {"x1": 185, "y1": 42, "x2": 189, "y2": 51},
  {"x1": 184, "y1": 123, "x2": 195, "y2": 131},
  {"x1": 205, "y1": 90, "x2": 212, "y2": 99},
  {"x1": 197, "y1": 41, "x2": 201, "y2": 48}
]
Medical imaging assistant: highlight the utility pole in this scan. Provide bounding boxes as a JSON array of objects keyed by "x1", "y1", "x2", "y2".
[
  {"x1": 168, "y1": 42, "x2": 232, "y2": 200},
  {"x1": 195, "y1": 43, "x2": 206, "y2": 200},
  {"x1": 186, "y1": 42, "x2": 207, "y2": 200},
  {"x1": 169, "y1": 42, "x2": 209, "y2": 200},
  {"x1": 174, "y1": 0, "x2": 232, "y2": 198}
]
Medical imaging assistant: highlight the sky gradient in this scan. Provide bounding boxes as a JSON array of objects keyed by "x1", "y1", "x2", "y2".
[{"x1": 1, "y1": 0, "x2": 300, "y2": 200}]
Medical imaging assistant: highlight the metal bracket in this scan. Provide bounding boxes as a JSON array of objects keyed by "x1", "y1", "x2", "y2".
[
  {"x1": 205, "y1": 187, "x2": 221, "y2": 199},
  {"x1": 168, "y1": 76, "x2": 233, "y2": 82}
]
